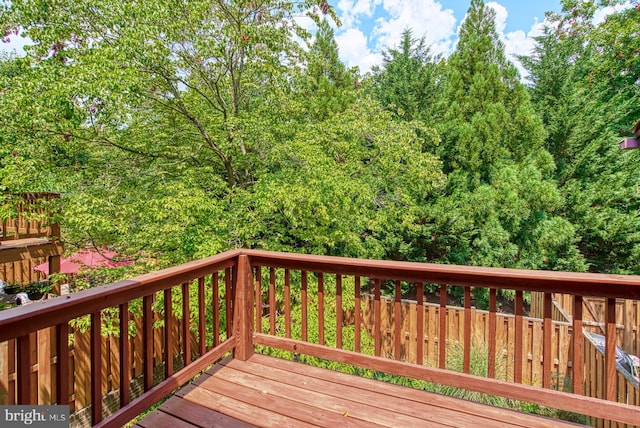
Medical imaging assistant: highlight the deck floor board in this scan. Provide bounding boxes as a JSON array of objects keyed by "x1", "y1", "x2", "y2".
[{"x1": 138, "y1": 354, "x2": 584, "y2": 428}]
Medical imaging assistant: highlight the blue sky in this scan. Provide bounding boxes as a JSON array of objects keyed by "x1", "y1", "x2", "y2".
[
  {"x1": 308, "y1": 0, "x2": 566, "y2": 77},
  {"x1": 1, "y1": 1, "x2": 628, "y2": 79}
]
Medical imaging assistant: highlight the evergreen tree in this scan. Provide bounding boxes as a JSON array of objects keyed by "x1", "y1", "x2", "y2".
[
  {"x1": 524, "y1": 1, "x2": 640, "y2": 273},
  {"x1": 441, "y1": 0, "x2": 545, "y2": 184},
  {"x1": 424, "y1": 0, "x2": 585, "y2": 276},
  {"x1": 302, "y1": 18, "x2": 356, "y2": 121},
  {"x1": 369, "y1": 29, "x2": 440, "y2": 122}
]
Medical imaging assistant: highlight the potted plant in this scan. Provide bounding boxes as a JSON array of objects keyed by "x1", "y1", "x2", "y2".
[
  {"x1": 25, "y1": 280, "x2": 53, "y2": 300},
  {"x1": 2, "y1": 281, "x2": 22, "y2": 295}
]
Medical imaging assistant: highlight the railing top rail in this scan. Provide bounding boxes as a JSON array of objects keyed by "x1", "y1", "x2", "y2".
[
  {"x1": 244, "y1": 249, "x2": 640, "y2": 299},
  {"x1": 0, "y1": 249, "x2": 240, "y2": 342},
  {"x1": 3, "y1": 248, "x2": 640, "y2": 342}
]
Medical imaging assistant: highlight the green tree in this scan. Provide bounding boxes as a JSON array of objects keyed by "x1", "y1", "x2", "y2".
[
  {"x1": 0, "y1": 1, "x2": 447, "y2": 265},
  {"x1": 0, "y1": 1, "x2": 337, "y2": 261},
  {"x1": 298, "y1": 18, "x2": 356, "y2": 121},
  {"x1": 426, "y1": 0, "x2": 585, "y2": 277},
  {"x1": 523, "y1": 1, "x2": 640, "y2": 273},
  {"x1": 369, "y1": 28, "x2": 441, "y2": 122}
]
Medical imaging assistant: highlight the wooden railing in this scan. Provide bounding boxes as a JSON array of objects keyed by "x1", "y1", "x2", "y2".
[
  {"x1": 0, "y1": 250, "x2": 244, "y2": 427},
  {"x1": 247, "y1": 250, "x2": 640, "y2": 426},
  {"x1": 1, "y1": 192, "x2": 61, "y2": 241},
  {"x1": 1, "y1": 249, "x2": 639, "y2": 427}
]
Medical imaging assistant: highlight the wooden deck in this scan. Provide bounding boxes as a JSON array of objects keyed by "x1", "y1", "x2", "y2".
[{"x1": 135, "y1": 354, "x2": 583, "y2": 428}]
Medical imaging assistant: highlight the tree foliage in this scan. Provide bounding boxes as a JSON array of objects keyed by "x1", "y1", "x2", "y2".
[
  {"x1": 0, "y1": 0, "x2": 636, "y2": 279},
  {"x1": 523, "y1": 0, "x2": 640, "y2": 273},
  {"x1": 369, "y1": 29, "x2": 440, "y2": 122}
]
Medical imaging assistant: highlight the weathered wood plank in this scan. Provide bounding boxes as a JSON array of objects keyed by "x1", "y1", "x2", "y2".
[
  {"x1": 159, "y1": 393, "x2": 254, "y2": 428},
  {"x1": 254, "y1": 334, "x2": 640, "y2": 426},
  {"x1": 195, "y1": 374, "x2": 383, "y2": 427},
  {"x1": 180, "y1": 381, "x2": 318, "y2": 427},
  {"x1": 247, "y1": 354, "x2": 571, "y2": 428},
  {"x1": 135, "y1": 408, "x2": 197, "y2": 428}
]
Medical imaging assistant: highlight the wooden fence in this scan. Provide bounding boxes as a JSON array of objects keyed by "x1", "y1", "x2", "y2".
[
  {"x1": 0, "y1": 192, "x2": 60, "y2": 286},
  {"x1": 364, "y1": 293, "x2": 639, "y2": 424},
  {"x1": 359, "y1": 294, "x2": 573, "y2": 389},
  {"x1": 0, "y1": 257, "x2": 47, "y2": 285},
  {"x1": 1, "y1": 192, "x2": 60, "y2": 241},
  {"x1": 531, "y1": 293, "x2": 640, "y2": 356},
  {"x1": 584, "y1": 337, "x2": 640, "y2": 427}
]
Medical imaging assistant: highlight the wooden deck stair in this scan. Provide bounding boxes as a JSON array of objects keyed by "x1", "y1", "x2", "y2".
[{"x1": 136, "y1": 354, "x2": 581, "y2": 428}]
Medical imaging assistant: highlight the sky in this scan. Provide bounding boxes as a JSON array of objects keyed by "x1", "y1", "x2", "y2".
[
  {"x1": 307, "y1": 0, "x2": 564, "y2": 78},
  {"x1": 1, "y1": 1, "x2": 628, "y2": 80}
]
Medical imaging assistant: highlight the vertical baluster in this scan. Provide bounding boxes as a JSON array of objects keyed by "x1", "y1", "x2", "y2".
[
  {"x1": 198, "y1": 277, "x2": 206, "y2": 356},
  {"x1": 225, "y1": 268, "x2": 232, "y2": 336},
  {"x1": 463, "y1": 286, "x2": 471, "y2": 373},
  {"x1": 17, "y1": 335, "x2": 30, "y2": 404},
  {"x1": 573, "y1": 295, "x2": 583, "y2": 395},
  {"x1": 301, "y1": 271, "x2": 308, "y2": 342},
  {"x1": 269, "y1": 268, "x2": 276, "y2": 336},
  {"x1": 439, "y1": 284, "x2": 447, "y2": 369},
  {"x1": 182, "y1": 283, "x2": 191, "y2": 365},
  {"x1": 514, "y1": 290, "x2": 524, "y2": 384},
  {"x1": 143, "y1": 295, "x2": 153, "y2": 391},
  {"x1": 416, "y1": 282, "x2": 424, "y2": 365},
  {"x1": 488, "y1": 288, "x2": 497, "y2": 378},
  {"x1": 354, "y1": 276, "x2": 361, "y2": 354},
  {"x1": 119, "y1": 303, "x2": 130, "y2": 406},
  {"x1": 164, "y1": 289, "x2": 173, "y2": 378},
  {"x1": 212, "y1": 273, "x2": 220, "y2": 346},
  {"x1": 91, "y1": 311, "x2": 102, "y2": 425},
  {"x1": 255, "y1": 267, "x2": 262, "y2": 334},
  {"x1": 623, "y1": 299, "x2": 634, "y2": 358},
  {"x1": 605, "y1": 297, "x2": 616, "y2": 401},
  {"x1": 318, "y1": 273, "x2": 325, "y2": 346},
  {"x1": 56, "y1": 322, "x2": 69, "y2": 405},
  {"x1": 374, "y1": 279, "x2": 381, "y2": 357},
  {"x1": 284, "y1": 269, "x2": 291, "y2": 339},
  {"x1": 336, "y1": 275, "x2": 342, "y2": 349},
  {"x1": 394, "y1": 280, "x2": 402, "y2": 360},
  {"x1": 543, "y1": 292, "x2": 552, "y2": 389}
]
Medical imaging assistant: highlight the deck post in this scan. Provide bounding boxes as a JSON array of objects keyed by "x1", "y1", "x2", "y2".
[{"x1": 234, "y1": 254, "x2": 254, "y2": 360}]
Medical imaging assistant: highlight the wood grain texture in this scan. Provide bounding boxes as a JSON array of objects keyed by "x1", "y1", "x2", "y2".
[
  {"x1": 91, "y1": 311, "x2": 103, "y2": 425},
  {"x1": 254, "y1": 334, "x2": 640, "y2": 426},
  {"x1": 143, "y1": 295, "x2": 153, "y2": 392},
  {"x1": 233, "y1": 255, "x2": 254, "y2": 361},
  {"x1": 95, "y1": 338, "x2": 235, "y2": 428},
  {"x1": 245, "y1": 249, "x2": 640, "y2": 298},
  {"x1": 439, "y1": 284, "x2": 447, "y2": 369},
  {"x1": 56, "y1": 322, "x2": 69, "y2": 405},
  {"x1": 119, "y1": 303, "x2": 130, "y2": 406},
  {"x1": 573, "y1": 295, "x2": 583, "y2": 396},
  {"x1": 354, "y1": 276, "x2": 361, "y2": 353},
  {"x1": 138, "y1": 352, "x2": 582, "y2": 428}
]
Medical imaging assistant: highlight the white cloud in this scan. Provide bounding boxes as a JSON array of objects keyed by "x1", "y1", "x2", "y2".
[
  {"x1": 335, "y1": 27, "x2": 382, "y2": 73},
  {"x1": 593, "y1": 1, "x2": 633, "y2": 24},
  {"x1": 486, "y1": 2, "x2": 548, "y2": 80},
  {"x1": 337, "y1": 0, "x2": 381, "y2": 28},
  {"x1": 372, "y1": 0, "x2": 457, "y2": 56},
  {"x1": 486, "y1": 1, "x2": 508, "y2": 34},
  {"x1": 502, "y1": 20, "x2": 547, "y2": 79}
]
